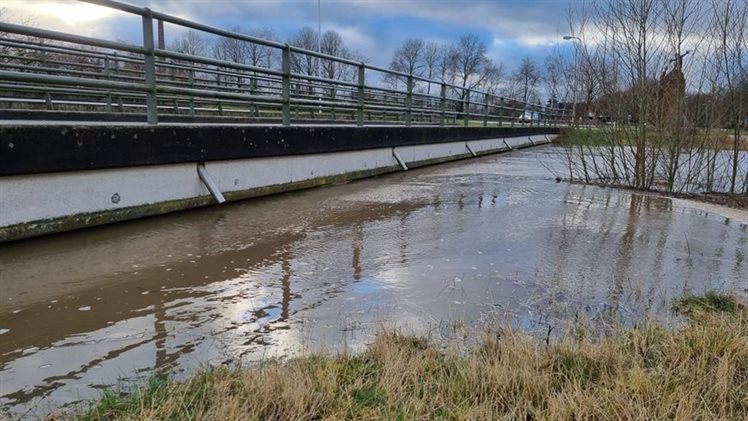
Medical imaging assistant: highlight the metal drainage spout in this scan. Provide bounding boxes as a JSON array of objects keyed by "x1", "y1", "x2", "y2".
[
  {"x1": 392, "y1": 148, "x2": 409, "y2": 171},
  {"x1": 197, "y1": 163, "x2": 226, "y2": 204},
  {"x1": 465, "y1": 142, "x2": 477, "y2": 157}
]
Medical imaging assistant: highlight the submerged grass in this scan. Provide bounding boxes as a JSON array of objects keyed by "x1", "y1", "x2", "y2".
[
  {"x1": 673, "y1": 290, "x2": 742, "y2": 317},
  {"x1": 74, "y1": 293, "x2": 747, "y2": 420}
]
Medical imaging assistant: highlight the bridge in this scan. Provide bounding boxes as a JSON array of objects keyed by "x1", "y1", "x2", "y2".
[{"x1": 0, "y1": 0, "x2": 566, "y2": 242}]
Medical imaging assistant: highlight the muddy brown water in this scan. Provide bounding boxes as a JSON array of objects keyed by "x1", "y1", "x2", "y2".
[{"x1": 1, "y1": 146, "x2": 747, "y2": 417}]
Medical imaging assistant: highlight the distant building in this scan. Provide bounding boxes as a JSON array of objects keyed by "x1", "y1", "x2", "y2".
[{"x1": 657, "y1": 52, "x2": 688, "y2": 130}]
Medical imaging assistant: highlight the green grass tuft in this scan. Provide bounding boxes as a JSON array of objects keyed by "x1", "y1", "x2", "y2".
[
  {"x1": 551, "y1": 348, "x2": 602, "y2": 387},
  {"x1": 673, "y1": 291, "x2": 741, "y2": 316}
]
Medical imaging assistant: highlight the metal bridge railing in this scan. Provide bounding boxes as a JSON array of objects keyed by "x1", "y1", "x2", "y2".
[{"x1": 0, "y1": 0, "x2": 571, "y2": 127}]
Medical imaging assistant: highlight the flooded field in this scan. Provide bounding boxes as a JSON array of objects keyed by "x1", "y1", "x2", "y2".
[{"x1": 1, "y1": 146, "x2": 746, "y2": 417}]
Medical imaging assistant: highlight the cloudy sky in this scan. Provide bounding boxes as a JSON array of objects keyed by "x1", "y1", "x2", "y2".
[{"x1": 1, "y1": 0, "x2": 579, "y2": 71}]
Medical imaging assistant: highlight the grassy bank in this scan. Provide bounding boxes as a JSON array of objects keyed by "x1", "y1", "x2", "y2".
[{"x1": 76, "y1": 293, "x2": 746, "y2": 420}]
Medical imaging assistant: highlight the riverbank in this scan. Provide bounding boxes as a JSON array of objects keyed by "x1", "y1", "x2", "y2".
[
  {"x1": 71, "y1": 293, "x2": 747, "y2": 420},
  {"x1": 564, "y1": 179, "x2": 748, "y2": 210},
  {"x1": 667, "y1": 191, "x2": 748, "y2": 209}
]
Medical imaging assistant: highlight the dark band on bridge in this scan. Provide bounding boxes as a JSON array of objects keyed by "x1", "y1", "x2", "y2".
[{"x1": 0, "y1": 125, "x2": 559, "y2": 176}]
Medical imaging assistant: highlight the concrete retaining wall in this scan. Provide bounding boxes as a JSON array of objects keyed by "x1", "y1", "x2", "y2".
[{"x1": 0, "y1": 134, "x2": 555, "y2": 242}]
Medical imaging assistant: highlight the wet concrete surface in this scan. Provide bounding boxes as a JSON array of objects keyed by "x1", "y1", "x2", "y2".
[{"x1": 1, "y1": 146, "x2": 747, "y2": 417}]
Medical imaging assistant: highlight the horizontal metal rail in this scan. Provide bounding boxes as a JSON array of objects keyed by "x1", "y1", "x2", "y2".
[{"x1": 0, "y1": 0, "x2": 572, "y2": 127}]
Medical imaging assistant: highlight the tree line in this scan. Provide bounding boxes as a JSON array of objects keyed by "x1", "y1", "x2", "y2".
[
  {"x1": 384, "y1": 35, "x2": 546, "y2": 107},
  {"x1": 171, "y1": 26, "x2": 364, "y2": 83},
  {"x1": 172, "y1": 26, "x2": 551, "y2": 107}
]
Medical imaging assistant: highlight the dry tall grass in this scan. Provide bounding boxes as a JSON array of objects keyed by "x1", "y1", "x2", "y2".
[{"x1": 78, "y1": 296, "x2": 747, "y2": 420}]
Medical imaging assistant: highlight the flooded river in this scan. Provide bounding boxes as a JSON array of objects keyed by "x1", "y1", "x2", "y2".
[{"x1": 1, "y1": 146, "x2": 747, "y2": 417}]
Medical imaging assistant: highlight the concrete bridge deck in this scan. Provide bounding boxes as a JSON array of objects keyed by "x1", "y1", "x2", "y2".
[{"x1": 0, "y1": 0, "x2": 566, "y2": 242}]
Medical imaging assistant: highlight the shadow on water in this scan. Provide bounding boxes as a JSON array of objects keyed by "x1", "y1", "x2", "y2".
[{"x1": 0, "y1": 146, "x2": 746, "y2": 416}]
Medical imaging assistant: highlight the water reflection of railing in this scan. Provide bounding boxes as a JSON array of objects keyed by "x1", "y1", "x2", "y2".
[{"x1": 0, "y1": 0, "x2": 571, "y2": 126}]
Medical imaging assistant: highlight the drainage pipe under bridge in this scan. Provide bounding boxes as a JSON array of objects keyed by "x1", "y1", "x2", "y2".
[{"x1": 0, "y1": 125, "x2": 559, "y2": 242}]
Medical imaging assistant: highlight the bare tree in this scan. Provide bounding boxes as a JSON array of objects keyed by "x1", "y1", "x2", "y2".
[
  {"x1": 244, "y1": 28, "x2": 279, "y2": 114},
  {"x1": 600, "y1": 0, "x2": 667, "y2": 189},
  {"x1": 319, "y1": 29, "x2": 362, "y2": 119},
  {"x1": 659, "y1": 0, "x2": 704, "y2": 190},
  {"x1": 437, "y1": 45, "x2": 457, "y2": 84},
  {"x1": 481, "y1": 61, "x2": 505, "y2": 96},
  {"x1": 544, "y1": 50, "x2": 572, "y2": 108},
  {"x1": 0, "y1": 7, "x2": 35, "y2": 64},
  {"x1": 213, "y1": 27, "x2": 250, "y2": 64},
  {"x1": 288, "y1": 27, "x2": 362, "y2": 118},
  {"x1": 451, "y1": 34, "x2": 495, "y2": 92},
  {"x1": 710, "y1": 0, "x2": 747, "y2": 192},
  {"x1": 211, "y1": 27, "x2": 255, "y2": 91},
  {"x1": 449, "y1": 34, "x2": 502, "y2": 118},
  {"x1": 171, "y1": 30, "x2": 208, "y2": 57},
  {"x1": 386, "y1": 38, "x2": 425, "y2": 89},
  {"x1": 320, "y1": 30, "x2": 359, "y2": 81},
  {"x1": 286, "y1": 26, "x2": 320, "y2": 106},
  {"x1": 421, "y1": 41, "x2": 442, "y2": 94},
  {"x1": 512, "y1": 56, "x2": 541, "y2": 104},
  {"x1": 289, "y1": 27, "x2": 319, "y2": 77},
  {"x1": 246, "y1": 28, "x2": 278, "y2": 69}
]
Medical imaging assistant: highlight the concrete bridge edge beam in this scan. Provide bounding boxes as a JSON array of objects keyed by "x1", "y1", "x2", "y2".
[{"x1": 0, "y1": 134, "x2": 557, "y2": 242}]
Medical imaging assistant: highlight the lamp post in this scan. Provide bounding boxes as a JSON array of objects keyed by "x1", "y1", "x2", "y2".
[{"x1": 563, "y1": 35, "x2": 581, "y2": 126}]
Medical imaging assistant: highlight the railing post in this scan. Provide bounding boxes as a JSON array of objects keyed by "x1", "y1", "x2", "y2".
[
  {"x1": 440, "y1": 83, "x2": 446, "y2": 126},
  {"x1": 216, "y1": 72, "x2": 222, "y2": 116},
  {"x1": 40, "y1": 50, "x2": 54, "y2": 110},
  {"x1": 356, "y1": 63, "x2": 365, "y2": 126},
  {"x1": 250, "y1": 74, "x2": 259, "y2": 117},
  {"x1": 511, "y1": 99, "x2": 515, "y2": 127},
  {"x1": 141, "y1": 8, "x2": 158, "y2": 125},
  {"x1": 405, "y1": 75, "x2": 413, "y2": 127},
  {"x1": 483, "y1": 93, "x2": 489, "y2": 127},
  {"x1": 113, "y1": 52, "x2": 123, "y2": 112},
  {"x1": 188, "y1": 66, "x2": 195, "y2": 116},
  {"x1": 104, "y1": 57, "x2": 112, "y2": 113},
  {"x1": 498, "y1": 97, "x2": 504, "y2": 126},
  {"x1": 281, "y1": 44, "x2": 291, "y2": 126},
  {"x1": 463, "y1": 89, "x2": 470, "y2": 128}
]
